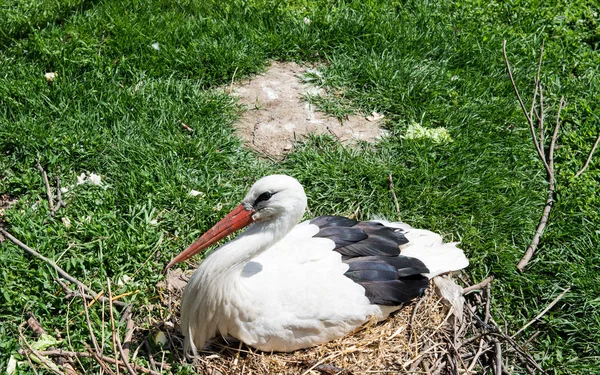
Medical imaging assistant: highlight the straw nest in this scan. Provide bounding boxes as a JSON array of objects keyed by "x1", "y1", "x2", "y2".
[{"x1": 154, "y1": 269, "x2": 520, "y2": 375}]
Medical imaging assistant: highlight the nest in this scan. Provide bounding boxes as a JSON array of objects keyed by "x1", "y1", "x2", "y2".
[
  {"x1": 14, "y1": 268, "x2": 543, "y2": 375},
  {"x1": 155, "y1": 270, "x2": 537, "y2": 375}
]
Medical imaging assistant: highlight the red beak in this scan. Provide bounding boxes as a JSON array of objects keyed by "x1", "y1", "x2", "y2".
[{"x1": 163, "y1": 204, "x2": 254, "y2": 274}]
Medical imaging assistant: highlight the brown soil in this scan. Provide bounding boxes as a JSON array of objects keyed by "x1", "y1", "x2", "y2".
[{"x1": 230, "y1": 62, "x2": 386, "y2": 157}]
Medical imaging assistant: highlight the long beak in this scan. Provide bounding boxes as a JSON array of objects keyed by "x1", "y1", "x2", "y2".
[{"x1": 162, "y1": 204, "x2": 253, "y2": 274}]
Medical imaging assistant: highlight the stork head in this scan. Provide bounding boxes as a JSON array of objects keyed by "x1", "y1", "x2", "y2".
[
  {"x1": 163, "y1": 175, "x2": 307, "y2": 273},
  {"x1": 242, "y1": 174, "x2": 307, "y2": 224}
]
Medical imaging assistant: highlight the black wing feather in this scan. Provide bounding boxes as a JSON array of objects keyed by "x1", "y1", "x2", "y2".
[
  {"x1": 313, "y1": 226, "x2": 368, "y2": 248},
  {"x1": 359, "y1": 277, "x2": 429, "y2": 306},
  {"x1": 310, "y1": 216, "x2": 358, "y2": 228},
  {"x1": 311, "y1": 215, "x2": 431, "y2": 306}
]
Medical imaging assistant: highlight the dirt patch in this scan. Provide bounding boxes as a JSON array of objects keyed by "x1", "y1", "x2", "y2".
[{"x1": 231, "y1": 62, "x2": 386, "y2": 157}]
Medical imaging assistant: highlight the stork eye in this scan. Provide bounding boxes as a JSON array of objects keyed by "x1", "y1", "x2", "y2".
[{"x1": 254, "y1": 191, "x2": 273, "y2": 206}]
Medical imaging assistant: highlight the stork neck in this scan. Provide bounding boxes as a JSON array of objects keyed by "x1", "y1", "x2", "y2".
[{"x1": 202, "y1": 217, "x2": 296, "y2": 275}]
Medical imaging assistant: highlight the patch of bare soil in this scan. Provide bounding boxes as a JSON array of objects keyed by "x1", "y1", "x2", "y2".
[{"x1": 231, "y1": 62, "x2": 386, "y2": 157}]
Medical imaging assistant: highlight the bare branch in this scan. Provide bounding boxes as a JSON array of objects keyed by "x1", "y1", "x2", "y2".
[
  {"x1": 512, "y1": 286, "x2": 571, "y2": 338},
  {"x1": 81, "y1": 286, "x2": 102, "y2": 355},
  {"x1": 36, "y1": 161, "x2": 55, "y2": 212},
  {"x1": 503, "y1": 40, "x2": 551, "y2": 175},
  {"x1": 462, "y1": 276, "x2": 494, "y2": 295},
  {"x1": 1, "y1": 228, "x2": 126, "y2": 308},
  {"x1": 107, "y1": 279, "x2": 122, "y2": 375},
  {"x1": 575, "y1": 132, "x2": 600, "y2": 178}
]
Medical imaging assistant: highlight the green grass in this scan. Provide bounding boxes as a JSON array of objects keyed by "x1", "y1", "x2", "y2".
[{"x1": 1, "y1": 0, "x2": 599, "y2": 373}]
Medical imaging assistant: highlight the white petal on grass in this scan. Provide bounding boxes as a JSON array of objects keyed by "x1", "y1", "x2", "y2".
[
  {"x1": 151, "y1": 42, "x2": 160, "y2": 51},
  {"x1": 88, "y1": 173, "x2": 102, "y2": 186},
  {"x1": 303, "y1": 17, "x2": 312, "y2": 25},
  {"x1": 62, "y1": 217, "x2": 71, "y2": 228},
  {"x1": 77, "y1": 173, "x2": 87, "y2": 185},
  {"x1": 6, "y1": 355, "x2": 17, "y2": 375},
  {"x1": 149, "y1": 219, "x2": 158, "y2": 226},
  {"x1": 60, "y1": 187, "x2": 69, "y2": 193},
  {"x1": 188, "y1": 190, "x2": 205, "y2": 197},
  {"x1": 117, "y1": 274, "x2": 132, "y2": 286},
  {"x1": 366, "y1": 111, "x2": 384, "y2": 122},
  {"x1": 401, "y1": 122, "x2": 453, "y2": 144},
  {"x1": 44, "y1": 72, "x2": 57, "y2": 83}
]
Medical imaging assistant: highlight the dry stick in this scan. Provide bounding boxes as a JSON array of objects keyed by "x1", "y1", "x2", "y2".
[
  {"x1": 119, "y1": 305, "x2": 135, "y2": 361},
  {"x1": 229, "y1": 66, "x2": 239, "y2": 94},
  {"x1": 387, "y1": 173, "x2": 401, "y2": 216},
  {"x1": 502, "y1": 40, "x2": 551, "y2": 175},
  {"x1": 51, "y1": 176, "x2": 66, "y2": 216},
  {"x1": 107, "y1": 279, "x2": 122, "y2": 375},
  {"x1": 516, "y1": 98, "x2": 564, "y2": 271},
  {"x1": 81, "y1": 286, "x2": 102, "y2": 355},
  {"x1": 18, "y1": 323, "x2": 64, "y2": 375},
  {"x1": 489, "y1": 332, "x2": 547, "y2": 374},
  {"x1": 143, "y1": 339, "x2": 158, "y2": 373},
  {"x1": 1, "y1": 228, "x2": 126, "y2": 308},
  {"x1": 532, "y1": 42, "x2": 545, "y2": 155},
  {"x1": 84, "y1": 344, "x2": 117, "y2": 375},
  {"x1": 512, "y1": 286, "x2": 571, "y2": 338},
  {"x1": 26, "y1": 314, "x2": 80, "y2": 375},
  {"x1": 462, "y1": 276, "x2": 494, "y2": 295},
  {"x1": 36, "y1": 161, "x2": 55, "y2": 212},
  {"x1": 494, "y1": 341, "x2": 503, "y2": 375},
  {"x1": 65, "y1": 301, "x2": 87, "y2": 375},
  {"x1": 575, "y1": 133, "x2": 600, "y2": 178},
  {"x1": 408, "y1": 298, "x2": 424, "y2": 342},
  {"x1": 503, "y1": 40, "x2": 564, "y2": 271}
]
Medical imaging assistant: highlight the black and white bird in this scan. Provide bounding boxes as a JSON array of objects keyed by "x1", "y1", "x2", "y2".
[{"x1": 164, "y1": 175, "x2": 468, "y2": 354}]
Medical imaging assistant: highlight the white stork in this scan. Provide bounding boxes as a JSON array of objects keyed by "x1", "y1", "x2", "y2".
[{"x1": 164, "y1": 175, "x2": 468, "y2": 354}]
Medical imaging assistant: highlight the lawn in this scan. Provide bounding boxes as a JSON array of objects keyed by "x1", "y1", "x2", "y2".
[{"x1": 1, "y1": 0, "x2": 599, "y2": 374}]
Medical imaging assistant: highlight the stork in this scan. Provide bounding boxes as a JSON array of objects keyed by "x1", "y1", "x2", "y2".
[{"x1": 164, "y1": 175, "x2": 468, "y2": 354}]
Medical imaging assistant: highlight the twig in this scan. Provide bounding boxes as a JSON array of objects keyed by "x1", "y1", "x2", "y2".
[
  {"x1": 18, "y1": 323, "x2": 63, "y2": 375},
  {"x1": 387, "y1": 173, "x2": 401, "y2": 216},
  {"x1": 502, "y1": 40, "x2": 551, "y2": 175},
  {"x1": 503, "y1": 40, "x2": 566, "y2": 271},
  {"x1": 484, "y1": 282, "x2": 492, "y2": 325},
  {"x1": 512, "y1": 286, "x2": 571, "y2": 338},
  {"x1": 25, "y1": 313, "x2": 80, "y2": 375},
  {"x1": 574, "y1": 133, "x2": 600, "y2": 178},
  {"x1": 107, "y1": 279, "x2": 121, "y2": 375},
  {"x1": 495, "y1": 341, "x2": 503, "y2": 375},
  {"x1": 36, "y1": 161, "x2": 55, "y2": 212},
  {"x1": 27, "y1": 314, "x2": 48, "y2": 336},
  {"x1": 462, "y1": 276, "x2": 494, "y2": 294},
  {"x1": 408, "y1": 297, "x2": 424, "y2": 342},
  {"x1": 85, "y1": 344, "x2": 116, "y2": 375},
  {"x1": 143, "y1": 339, "x2": 158, "y2": 373},
  {"x1": 119, "y1": 304, "x2": 135, "y2": 360},
  {"x1": 1, "y1": 228, "x2": 126, "y2": 308},
  {"x1": 51, "y1": 176, "x2": 66, "y2": 216},
  {"x1": 81, "y1": 286, "x2": 102, "y2": 355}
]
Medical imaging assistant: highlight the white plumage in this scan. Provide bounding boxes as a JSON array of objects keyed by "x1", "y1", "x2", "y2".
[{"x1": 164, "y1": 175, "x2": 469, "y2": 354}]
